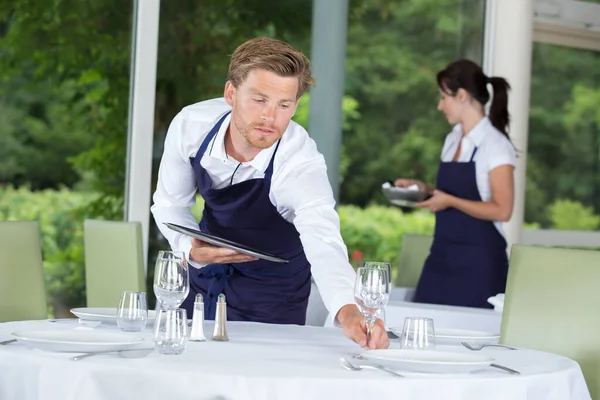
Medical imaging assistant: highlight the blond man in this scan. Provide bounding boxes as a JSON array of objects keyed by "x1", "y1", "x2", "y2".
[{"x1": 152, "y1": 37, "x2": 388, "y2": 349}]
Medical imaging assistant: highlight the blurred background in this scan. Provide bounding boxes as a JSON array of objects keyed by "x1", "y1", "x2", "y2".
[{"x1": 0, "y1": 0, "x2": 598, "y2": 315}]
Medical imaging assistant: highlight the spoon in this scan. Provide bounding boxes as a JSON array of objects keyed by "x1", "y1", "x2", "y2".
[{"x1": 71, "y1": 347, "x2": 154, "y2": 361}]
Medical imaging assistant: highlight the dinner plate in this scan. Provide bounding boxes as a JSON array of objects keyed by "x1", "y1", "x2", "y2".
[
  {"x1": 12, "y1": 330, "x2": 144, "y2": 353},
  {"x1": 163, "y1": 222, "x2": 288, "y2": 263},
  {"x1": 361, "y1": 349, "x2": 494, "y2": 374},
  {"x1": 435, "y1": 328, "x2": 500, "y2": 345},
  {"x1": 382, "y1": 182, "x2": 431, "y2": 207},
  {"x1": 387, "y1": 327, "x2": 500, "y2": 345},
  {"x1": 70, "y1": 307, "x2": 157, "y2": 324}
]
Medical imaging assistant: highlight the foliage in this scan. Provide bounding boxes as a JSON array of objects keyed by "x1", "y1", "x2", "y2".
[
  {"x1": 293, "y1": 93, "x2": 361, "y2": 184},
  {"x1": 528, "y1": 44, "x2": 600, "y2": 225},
  {"x1": 340, "y1": 204, "x2": 435, "y2": 267},
  {"x1": 548, "y1": 199, "x2": 600, "y2": 231}
]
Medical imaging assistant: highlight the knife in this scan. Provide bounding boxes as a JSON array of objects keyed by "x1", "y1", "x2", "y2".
[{"x1": 387, "y1": 330, "x2": 399, "y2": 340}]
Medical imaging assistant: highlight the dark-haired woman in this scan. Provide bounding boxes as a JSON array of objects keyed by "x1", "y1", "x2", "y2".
[{"x1": 394, "y1": 59, "x2": 515, "y2": 309}]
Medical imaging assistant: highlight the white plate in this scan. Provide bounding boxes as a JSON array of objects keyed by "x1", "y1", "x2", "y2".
[
  {"x1": 12, "y1": 330, "x2": 144, "y2": 353},
  {"x1": 361, "y1": 349, "x2": 494, "y2": 374},
  {"x1": 435, "y1": 329, "x2": 500, "y2": 345},
  {"x1": 70, "y1": 307, "x2": 157, "y2": 324},
  {"x1": 388, "y1": 327, "x2": 499, "y2": 345}
]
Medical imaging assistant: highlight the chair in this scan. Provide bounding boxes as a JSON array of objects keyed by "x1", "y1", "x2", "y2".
[
  {"x1": 83, "y1": 219, "x2": 146, "y2": 308},
  {"x1": 500, "y1": 245, "x2": 600, "y2": 398},
  {"x1": 394, "y1": 234, "x2": 433, "y2": 288},
  {"x1": 0, "y1": 221, "x2": 47, "y2": 322}
]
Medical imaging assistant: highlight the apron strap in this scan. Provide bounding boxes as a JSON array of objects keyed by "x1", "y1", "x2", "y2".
[{"x1": 469, "y1": 146, "x2": 479, "y2": 162}]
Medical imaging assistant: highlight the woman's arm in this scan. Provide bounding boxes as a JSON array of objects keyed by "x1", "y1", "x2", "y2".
[{"x1": 417, "y1": 164, "x2": 515, "y2": 221}]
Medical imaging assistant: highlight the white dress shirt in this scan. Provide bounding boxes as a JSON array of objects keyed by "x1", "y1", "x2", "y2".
[
  {"x1": 151, "y1": 98, "x2": 356, "y2": 323},
  {"x1": 440, "y1": 117, "x2": 516, "y2": 237}
]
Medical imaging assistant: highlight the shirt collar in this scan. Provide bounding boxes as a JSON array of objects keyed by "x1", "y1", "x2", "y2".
[
  {"x1": 208, "y1": 113, "x2": 276, "y2": 171},
  {"x1": 453, "y1": 117, "x2": 490, "y2": 147}
]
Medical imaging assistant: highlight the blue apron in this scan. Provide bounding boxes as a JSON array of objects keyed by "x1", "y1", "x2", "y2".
[
  {"x1": 413, "y1": 148, "x2": 508, "y2": 308},
  {"x1": 180, "y1": 111, "x2": 311, "y2": 325}
]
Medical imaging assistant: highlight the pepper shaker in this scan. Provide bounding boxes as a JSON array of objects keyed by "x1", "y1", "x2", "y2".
[
  {"x1": 189, "y1": 293, "x2": 206, "y2": 342},
  {"x1": 212, "y1": 293, "x2": 229, "y2": 341}
]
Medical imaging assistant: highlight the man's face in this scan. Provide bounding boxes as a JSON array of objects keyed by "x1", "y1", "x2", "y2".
[{"x1": 225, "y1": 69, "x2": 299, "y2": 151}]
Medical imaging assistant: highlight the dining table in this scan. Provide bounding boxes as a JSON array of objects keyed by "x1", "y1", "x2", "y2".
[{"x1": 0, "y1": 317, "x2": 591, "y2": 400}]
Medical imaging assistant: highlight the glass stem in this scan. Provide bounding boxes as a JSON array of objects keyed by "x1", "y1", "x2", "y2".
[{"x1": 365, "y1": 315, "x2": 376, "y2": 347}]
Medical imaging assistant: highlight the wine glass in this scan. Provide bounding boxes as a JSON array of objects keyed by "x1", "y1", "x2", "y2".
[
  {"x1": 354, "y1": 262, "x2": 391, "y2": 345},
  {"x1": 153, "y1": 251, "x2": 190, "y2": 310}
]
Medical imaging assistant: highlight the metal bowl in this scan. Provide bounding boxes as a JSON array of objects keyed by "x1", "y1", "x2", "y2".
[{"x1": 382, "y1": 184, "x2": 430, "y2": 207}]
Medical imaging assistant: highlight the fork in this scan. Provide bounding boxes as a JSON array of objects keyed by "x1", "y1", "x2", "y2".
[
  {"x1": 461, "y1": 341, "x2": 517, "y2": 351},
  {"x1": 340, "y1": 357, "x2": 404, "y2": 378}
]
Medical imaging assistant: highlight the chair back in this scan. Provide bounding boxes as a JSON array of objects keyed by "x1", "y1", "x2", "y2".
[
  {"x1": 84, "y1": 219, "x2": 146, "y2": 308},
  {"x1": 501, "y1": 245, "x2": 600, "y2": 398},
  {"x1": 394, "y1": 234, "x2": 433, "y2": 288},
  {"x1": 0, "y1": 221, "x2": 47, "y2": 322}
]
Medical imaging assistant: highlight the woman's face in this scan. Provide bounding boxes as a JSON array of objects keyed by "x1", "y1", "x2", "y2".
[{"x1": 437, "y1": 87, "x2": 465, "y2": 125}]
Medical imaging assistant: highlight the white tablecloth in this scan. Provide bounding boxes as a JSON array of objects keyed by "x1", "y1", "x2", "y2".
[{"x1": 0, "y1": 320, "x2": 590, "y2": 400}]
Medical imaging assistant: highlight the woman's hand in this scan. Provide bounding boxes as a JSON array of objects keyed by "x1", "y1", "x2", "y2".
[
  {"x1": 416, "y1": 189, "x2": 454, "y2": 212},
  {"x1": 394, "y1": 178, "x2": 427, "y2": 192}
]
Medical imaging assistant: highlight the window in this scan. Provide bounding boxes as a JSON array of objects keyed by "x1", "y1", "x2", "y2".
[{"x1": 0, "y1": 1, "x2": 133, "y2": 316}]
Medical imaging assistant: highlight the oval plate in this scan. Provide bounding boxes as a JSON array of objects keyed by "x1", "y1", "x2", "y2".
[
  {"x1": 361, "y1": 349, "x2": 494, "y2": 374},
  {"x1": 12, "y1": 329, "x2": 144, "y2": 353}
]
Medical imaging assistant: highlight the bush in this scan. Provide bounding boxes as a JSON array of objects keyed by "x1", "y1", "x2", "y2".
[
  {"x1": 339, "y1": 205, "x2": 435, "y2": 269},
  {"x1": 548, "y1": 199, "x2": 600, "y2": 231}
]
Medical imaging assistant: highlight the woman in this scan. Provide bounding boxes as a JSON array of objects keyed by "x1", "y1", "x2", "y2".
[{"x1": 395, "y1": 59, "x2": 515, "y2": 308}]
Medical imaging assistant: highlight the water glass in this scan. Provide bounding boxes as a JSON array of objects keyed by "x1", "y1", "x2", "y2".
[
  {"x1": 153, "y1": 308, "x2": 189, "y2": 355},
  {"x1": 117, "y1": 291, "x2": 148, "y2": 332},
  {"x1": 153, "y1": 250, "x2": 190, "y2": 310},
  {"x1": 400, "y1": 317, "x2": 435, "y2": 349},
  {"x1": 354, "y1": 263, "x2": 391, "y2": 342}
]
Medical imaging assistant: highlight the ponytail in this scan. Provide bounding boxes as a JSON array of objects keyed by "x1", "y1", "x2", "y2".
[{"x1": 487, "y1": 77, "x2": 511, "y2": 138}]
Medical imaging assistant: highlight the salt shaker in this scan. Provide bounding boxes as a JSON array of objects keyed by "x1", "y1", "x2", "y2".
[
  {"x1": 212, "y1": 293, "x2": 229, "y2": 341},
  {"x1": 189, "y1": 293, "x2": 206, "y2": 342}
]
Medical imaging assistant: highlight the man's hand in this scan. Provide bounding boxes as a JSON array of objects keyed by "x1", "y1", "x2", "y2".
[
  {"x1": 336, "y1": 304, "x2": 389, "y2": 349},
  {"x1": 189, "y1": 238, "x2": 258, "y2": 264}
]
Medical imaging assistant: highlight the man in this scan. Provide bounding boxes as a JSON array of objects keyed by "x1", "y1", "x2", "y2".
[{"x1": 151, "y1": 37, "x2": 388, "y2": 349}]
